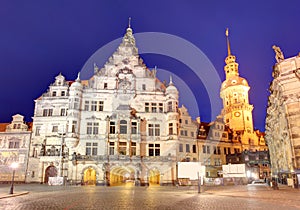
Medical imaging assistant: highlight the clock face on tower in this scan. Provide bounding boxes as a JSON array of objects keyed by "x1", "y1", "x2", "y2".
[{"x1": 234, "y1": 112, "x2": 241, "y2": 117}]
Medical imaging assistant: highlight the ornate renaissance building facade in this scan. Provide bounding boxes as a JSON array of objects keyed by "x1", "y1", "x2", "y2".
[
  {"x1": 0, "y1": 114, "x2": 32, "y2": 183},
  {"x1": 26, "y1": 25, "x2": 198, "y2": 186},
  {"x1": 265, "y1": 48, "x2": 300, "y2": 186}
]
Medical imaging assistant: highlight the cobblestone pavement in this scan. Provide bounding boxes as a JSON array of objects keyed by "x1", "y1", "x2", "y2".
[{"x1": 0, "y1": 183, "x2": 299, "y2": 210}]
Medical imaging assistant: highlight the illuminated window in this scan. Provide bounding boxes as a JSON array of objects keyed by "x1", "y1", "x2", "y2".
[{"x1": 119, "y1": 142, "x2": 127, "y2": 155}]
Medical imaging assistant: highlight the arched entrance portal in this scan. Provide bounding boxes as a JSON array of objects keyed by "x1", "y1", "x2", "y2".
[
  {"x1": 44, "y1": 166, "x2": 57, "y2": 183},
  {"x1": 83, "y1": 167, "x2": 96, "y2": 185},
  {"x1": 110, "y1": 166, "x2": 135, "y2": 186},
  {"x1": 149, "y1": 169, "x2": 160, "y2": 185}
]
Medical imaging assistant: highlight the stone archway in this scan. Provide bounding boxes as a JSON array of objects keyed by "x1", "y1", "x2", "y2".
[
  {"x1": 44, "y1": 166, "x2": 57, "y2": 183},
  {"x1": 83, "y1": 167, "x2": 97, "y2": 185},
  {"x1": 110, "y1": 166, "x2": 135, "y2": 186},
  {"x1": 149, "y1": 168, "x2": 160, "y2": 185}
]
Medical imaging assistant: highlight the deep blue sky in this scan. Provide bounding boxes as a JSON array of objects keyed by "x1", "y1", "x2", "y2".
[{"x1": 0, "y1": 1, "x2": 299, "y2": 131}]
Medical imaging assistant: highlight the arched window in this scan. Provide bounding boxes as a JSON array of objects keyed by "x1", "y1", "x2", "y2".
[{"x1": 120, "y1": 120, "x2": 127, "y2": 134}]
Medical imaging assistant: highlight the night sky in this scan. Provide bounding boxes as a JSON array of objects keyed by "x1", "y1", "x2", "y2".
[{"x1": 0, "y1": 1, "x2": 300, "y2": 131}]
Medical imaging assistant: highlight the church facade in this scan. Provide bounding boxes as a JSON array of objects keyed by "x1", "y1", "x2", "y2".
[{"x1": 265, "y1": 48, "x2": 300, "y2": 187}]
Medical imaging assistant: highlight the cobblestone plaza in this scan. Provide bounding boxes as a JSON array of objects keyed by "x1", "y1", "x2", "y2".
[{"x1": 0, "y1": 184, "x2": 299, "y2": 209}]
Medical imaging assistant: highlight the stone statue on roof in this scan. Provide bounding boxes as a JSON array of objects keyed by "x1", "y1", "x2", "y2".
[{"x1": 272, "y1": 45, "x2": 284, "y2": 63}]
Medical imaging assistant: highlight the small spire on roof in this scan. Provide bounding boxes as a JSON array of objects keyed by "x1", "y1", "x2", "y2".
[
  {"x1": 76, "y1": 72, "x2": 81, "y2": 82},
  {"x1": 226, "y1": 28, "x2": 231, "y2": 56},
  {"x1": 128, "y1": 17, "x2": 131, "y2": 28},
  {"x1": 169, "y1": 75, "x2": 173, "y2": 85}
]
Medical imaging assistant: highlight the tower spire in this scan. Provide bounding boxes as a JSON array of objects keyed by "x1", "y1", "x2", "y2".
[
  {"x1": 128, "y1": 17, "x2": 131, "y2": 28},
  {"x1": 226, "y1": 28, "x2": 231, "y2": 56}
]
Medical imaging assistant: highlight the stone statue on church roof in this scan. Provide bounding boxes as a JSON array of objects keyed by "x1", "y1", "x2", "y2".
[{"x1": 272, "y1": 45, "x2": 284, "y2": 63}]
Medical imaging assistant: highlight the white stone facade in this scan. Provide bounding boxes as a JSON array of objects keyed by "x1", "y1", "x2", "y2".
[
  {"x1": 265, "y1": 49, "x2": 300, "y2": 184},
  {"x1": 26, "y1": 26, "x2": 192, "y2": 186},
  {"x1": 0, "y1": 114, "x2": 32, "y2": 182}
]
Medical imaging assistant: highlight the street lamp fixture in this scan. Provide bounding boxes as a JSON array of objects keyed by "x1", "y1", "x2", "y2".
[{"x1": 9, "y1": 162, "x2": 18, "y2": 194}]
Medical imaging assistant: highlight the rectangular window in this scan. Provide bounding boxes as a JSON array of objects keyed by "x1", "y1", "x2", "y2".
[
  {"x1": 109, "y1": 142, "x2": 114, "y2": 155},
  {"x1": 191, "y1": 131, "x2": 194, "y2": 137},
  {"x1": 169, "y1": 123, "x2": 173, "y2": 135},
  {"x1": 48, "y1": 109, "x2": 53, "y2": 116},
  {"x1": 149, "y1": 124, "x2": 154, "y2": 136},
  {"x1": 202, "y1": 145, "x2": 206, "y2": 153},
  {"x1": 131, "y1": 142, "x2": 136, "y2": 156},
  {"x1": 60, "y1": 108, "x2": 66, "y2": 116},
  {"x1": 186, "y1": 144, "x2": 190, "y2": 153},
  {"x1": 120, "y1": 120, "x2": 127, "y2": 134},
  {"x1": 86, "y1": 142, "x2": 98, "y2": 155},
  {"x1": 131, "y1": 122, "x2": 137, "y2": 134},
  {"x1": 86, "y1": 143, "x2": 91, "y2": 155},
  {"x1": 167, "y1": 101, "x2": 172, "y2": 112},
  {"x1": 154, "y1": 124, "x2": 160, "y2": 136},
  {"x1": 224, "y1": 147, "x2": 227, "y2": 155},
  {"x1": 179, "y1": 143, "x2": 183, "y2": 152},
  {"x1": 87, "y1": 122, "x2": 93, "y2": 134},
  {"x1": 119, "y1": 142, "x2": 127, "y2": 155},
  {"x1": 207, "y1": 146, "x2": 210, "y2": 154},
  {"x1": 73, "y1": 98, "x2": 79, "y2": 109},
  {"x1": 104, "y1": 83, "x2": 108, "y2": 89},
  {"x1": 72, "y1": 121, "x2": 77, "y2": 133},
  {"x1": 155, "y1": 144, "x2": 160, "y2": 156},
  {"x1": 149, "y1": 143, "x2": 160, "y2": 156},
  {"x1": 151, "y1": 103, "x2": 157, "y2": 113},
  {"x1": 142, "y1": 84, "x2": 146, "y2": 90},
  {"x1": 217, "y1": 146, "x2": 221, "y2": 155},
  {"x1": 98, "y1": 101, "x2": 104, "y2": 111},
  {"x1": 43, "y1": 109, "x2": 48, "y2": 116},
  {"x1": 149, "y1": 143, "x2": 154, "y2": 156},
  {"x1": 61, "y1": 91, "x2": 65, "y2": 96},
  {"x1": 93, "y1": 123, "x2": 99, "y2": 135},
  {"x1": 145, "y1": 103, "x2": 150, "y2": 112},
  {"x1": 9, "y1": 141, "x2": 20, "y2": 149},
  {"x1": 84, "y1": 101, "x2": 89, "y2": 111},
  {"x1": 148, "y1": 124, "x2": 160, "y2": 136},
  {"x1": 92, "y1": 143, "x2": 98, "y2": 155},
  {"x1": 110, "y1": 122, "x2": 116, "y2": 134},
  {"x1": 35, "y1": 126, "x2": 41, "y2": 136},
  {"x1": 91, "y1": 101, "x2": 97, "y2": 111},
  {"x1": 158, "y1": 103, "x2": 163, "y2": 113},
  {"x1": 185, "y1": 120, "x2": 188, "y2": 124},
  {"x1": 214, "y1": 146, "x2": 217, "y2": 154},
  {"x1": 192, "y1": 145, "x2": 196, "y2": 153},
  {"x1": 52, "y1": 126, "x2": 58, "y2": 133},
  {"x1": 52, "y1": 91, "x2": 56, "y2": 96}
]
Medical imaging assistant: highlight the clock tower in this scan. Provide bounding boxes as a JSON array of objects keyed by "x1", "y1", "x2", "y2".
[{"x1": 220, "y1": 29, "x2": 254, "y2": 133}]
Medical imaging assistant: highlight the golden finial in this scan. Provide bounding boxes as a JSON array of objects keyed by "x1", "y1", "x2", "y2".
[{"x1": 226, "y1": 28, "x2": 231, "y2": 56}]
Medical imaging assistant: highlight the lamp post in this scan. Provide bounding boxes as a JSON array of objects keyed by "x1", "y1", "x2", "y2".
[{"x1": 9, "y1": 162, "x2": 18, "y2": 194}]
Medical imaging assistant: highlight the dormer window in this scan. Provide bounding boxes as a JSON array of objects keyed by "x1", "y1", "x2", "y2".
[
  {"x1": 52, "y1": 91, "x2": 57, "y2": 97},
  {"x1": 104, "y1": 83, "x2": 108, "y2": 89},
  {"x1": 61, "y1": 91, "x2": 65, "y2": 96},
  {"x1": 13, "y1": 124, "x2": 21, "y2": 129}
]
